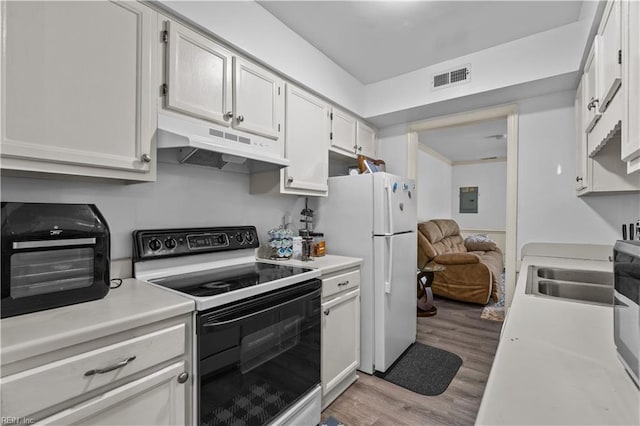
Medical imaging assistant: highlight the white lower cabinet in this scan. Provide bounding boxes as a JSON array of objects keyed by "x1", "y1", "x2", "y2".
[
  {"x1": 38, "y1": 362, "x2": 186, "y2": 426},
  {"x1": 321, "y1": 269, "x2": 360, "y2": 409},
  {"x1": 0, "y1": 316, "x2": 192, "y2": 424}
]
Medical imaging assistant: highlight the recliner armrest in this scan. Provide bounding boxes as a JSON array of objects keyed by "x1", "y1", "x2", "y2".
[{"x1": 433, "y1": 253, "x2": 480, "y2": 265}]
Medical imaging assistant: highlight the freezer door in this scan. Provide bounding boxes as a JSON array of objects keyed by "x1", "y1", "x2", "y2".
[
  {"x1": 373, "y1": 173, "x2": 417, "y2": 235},
  {"x1": 373, "y1": 232, "x2": 417, "y2": 373}
]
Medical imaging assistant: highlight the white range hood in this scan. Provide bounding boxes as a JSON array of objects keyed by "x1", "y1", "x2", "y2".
[{"x1": 157, "y1": 113, "x2": 289, "y2": 173}]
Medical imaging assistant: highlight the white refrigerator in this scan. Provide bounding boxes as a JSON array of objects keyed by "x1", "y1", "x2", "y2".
[{"x1": 316, "y1": 172, "x2": 417, "y2": 374}]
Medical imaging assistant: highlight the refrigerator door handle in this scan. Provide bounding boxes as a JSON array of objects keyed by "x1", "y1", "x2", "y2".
[
  {"x1": 385, "y1": 235, "x2": 393, "y2": 294},
  {"x1": 385, "y1": 176, "x2": 394, "y2": 235}
]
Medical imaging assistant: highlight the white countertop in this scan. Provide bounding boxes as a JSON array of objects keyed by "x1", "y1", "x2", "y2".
[
  {"x1": 258, "y1": 254, "x2": 362, "y2": 276},
  {"x1": 476, "y1": 255, "x2": 639, "y2": 425},
  {"x1": 1, "y1": 279, "x2": 194, "y2": 366}
]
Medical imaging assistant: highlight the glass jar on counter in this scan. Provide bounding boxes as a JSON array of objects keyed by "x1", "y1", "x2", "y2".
[{"x1": 310, "y1": 232, "x2": 325, "y2": 257}]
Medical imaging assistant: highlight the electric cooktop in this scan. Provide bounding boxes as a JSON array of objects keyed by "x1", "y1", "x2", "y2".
[{"x1": 148, "y1": 262, "x2": 313, "y2": 297}]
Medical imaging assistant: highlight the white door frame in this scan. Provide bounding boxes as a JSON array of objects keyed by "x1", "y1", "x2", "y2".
[{"x1": 407, "y1": 104, "x2": 519, "y2": 307}]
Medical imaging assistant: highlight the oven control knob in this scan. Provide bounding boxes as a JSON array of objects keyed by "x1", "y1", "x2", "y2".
[
  {"x1": 148, "y1": 238, "x2": 162, "y2": 251},
  {"x1": 235, "y1": 233, "x2": 244, "y2": 244},
  {"x1": 164, "y1": 238, "x2": 177, "y2": 249},
  {"x1": 245, "y1": 231, "x2": 254, "y2": 244},
  {"x1": 216, "y1": 234, "x2": 226, "y2": 245}
]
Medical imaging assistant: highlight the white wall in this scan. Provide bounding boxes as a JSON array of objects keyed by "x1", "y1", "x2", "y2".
[
  {"x1": 516, "y1": 90, "x2": 640, "y2": 256},
  {"x1": 0, "y1": 164, "x2": 305, "y2": 260},
  {"x1": 363, "y1": 20, "x2": 590, "y2": 119},
  {"x1": 160, "y1": 1, "x2": 364, "y2": 115},
  {"x1": 416, "y1": 149, "x2": 452, "y2": 221},
  {"x1": 451, "y1": 161, "x2": 507, "y2": 230},
  {"x1": 376, "y1": 125, "x2": 410, "y2": 177}
]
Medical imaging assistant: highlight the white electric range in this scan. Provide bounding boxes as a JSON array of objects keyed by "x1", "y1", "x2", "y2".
[{"x1": 132, "y1": 226, "x2": 322, "y2": 426}]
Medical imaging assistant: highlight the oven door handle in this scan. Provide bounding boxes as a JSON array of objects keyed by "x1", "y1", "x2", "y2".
[{"x1": 202, "y1": 290, "x2": 318, "y2": 329}]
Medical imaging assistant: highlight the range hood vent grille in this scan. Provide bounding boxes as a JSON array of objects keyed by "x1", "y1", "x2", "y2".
[
  {"x1": 432, "y1": 64, "x2": 471, "y2": 90},
  {"x1": 156, "y1": 113, "x2": 289, "y2": 174}
]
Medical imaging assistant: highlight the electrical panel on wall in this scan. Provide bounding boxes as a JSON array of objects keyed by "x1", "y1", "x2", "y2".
[{"x1": 459, "y1": 186, "x2": 478, "y2": 213}]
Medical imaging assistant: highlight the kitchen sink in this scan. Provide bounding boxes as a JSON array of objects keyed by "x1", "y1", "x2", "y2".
[{"x1": 525, "y1": 266, "x2": 613, "y2": 306}]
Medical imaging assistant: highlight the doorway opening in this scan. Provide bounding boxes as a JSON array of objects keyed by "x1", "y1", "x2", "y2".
[{"x1": 408, "y1": 105, "x2": 518, "y2": 307}]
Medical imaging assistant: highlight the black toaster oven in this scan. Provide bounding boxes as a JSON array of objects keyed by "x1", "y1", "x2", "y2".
[{"x1": 1, "y1": 202, "x2": 110, "y2": 318}]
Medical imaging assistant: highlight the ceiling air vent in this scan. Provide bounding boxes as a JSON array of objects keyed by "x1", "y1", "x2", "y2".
[{"x1": 432, "y1": 64, "x2": 471, "y2": 90}]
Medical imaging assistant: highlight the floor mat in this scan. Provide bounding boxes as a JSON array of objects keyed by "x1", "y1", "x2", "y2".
[
  {"x1": 321, "y1": 416, "x2": 344, "y2": 426},
  {"x1": 376, "y1": 343, "x2": 462, "y2": 396},
  {"x1": 481, "y1": 272, "x2": 505, "y2": 322}
]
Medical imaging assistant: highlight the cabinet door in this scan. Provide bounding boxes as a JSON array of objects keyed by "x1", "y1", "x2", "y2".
[
  {"x1": 39, "y1": 362, "x2": 188, "y2": 425},
  {"x1": 165, "y1": 19, "x2": 233, "y2": 127},
  {"x1": 233, "y1": 57, "x2": 284, "y2": 140},
  {"x1": 283, "y1": 85, "x2": 329, "y2": 193},
  {"x1": 575, "y1": 79, "x2": 588, "y2": 192},
  {"x1": 356, "y1": 121, "x2": 377, "y2": 158},
  {"x1": 2, "y1": 1, "x2": 155, "y2": 174},
  {"x1": 583, "y1": 40, "x2": 602, "y2": 133},
  {"x1": 598, "y1": 0, "x2": 622, "y2": 112},
  {"x1": 330, "y1": 107, "x2": 357, "y2": 158},
  {"x1": 321, "y1": 289, "x2": 360, "y2": 397},
  {"x1": 622, "y1": 0, "x2": 640, "y2": 164}
]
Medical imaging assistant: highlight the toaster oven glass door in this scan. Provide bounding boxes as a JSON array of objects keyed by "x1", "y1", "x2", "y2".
[{"x1": 10, "y1": 247, "x2": 94, "y2": 298}]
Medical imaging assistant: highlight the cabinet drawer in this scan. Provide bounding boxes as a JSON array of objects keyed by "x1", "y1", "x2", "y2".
[
  {"x1": 322, "y1": 270, "x2": 360, "y2": 298},
  {"x1": 1, "y1": 324, "x2": 185, "y2": 419}
]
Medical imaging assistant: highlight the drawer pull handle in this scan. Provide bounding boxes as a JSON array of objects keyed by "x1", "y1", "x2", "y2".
[
  {"x1": 84, "y1": 356, "x2": 136, "y2": 377},
  {"x1": 324, "y1": 309, "x2": 331, "y2": 316},
  {"x1": 338, "y1": 281, "x2": 349, "y2": 286}
]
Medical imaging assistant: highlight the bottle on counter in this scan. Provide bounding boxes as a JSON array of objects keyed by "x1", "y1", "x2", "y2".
[{"x1": 310, "y1": 232, "x2": 325, "y2": 257}]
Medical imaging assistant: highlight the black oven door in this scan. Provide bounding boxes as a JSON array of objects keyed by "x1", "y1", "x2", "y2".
[{"x1": 197, "y1": 279, "x2": 321, "y2": 426}]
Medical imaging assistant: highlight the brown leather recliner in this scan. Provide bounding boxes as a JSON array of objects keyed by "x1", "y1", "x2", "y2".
[{"x1": 417, "y1": 219, "x2": 503, "y2": 304}]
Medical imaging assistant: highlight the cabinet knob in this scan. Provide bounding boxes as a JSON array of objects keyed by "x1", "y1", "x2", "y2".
[
  {"x1": 237, "y1": 115, "x2": 245, "y2": 123},
  {"x1": 224, "y1": 111, "x2": 233, "y2": 121},
  {"x1": 576, "y1": 176, "x2": 582, "y2": 182},
  {"x1": 287, "y1": 177, "x2": 294, "y2": 184},
  {"x1": 177, "y1": 372, "x2": 189, "y2": 384},
  {"x1": 141, "y1": 154, "x2": 151, "y2": 163},
  {"x1": 358, "y1": 146, "x2": 362, "y2": 151},
  {"x1": 324, "y1": 309, "x2": 331, "y2": 316},
  {"x1": 587, "y1": 98, "x2": 599, "y2": 111}
]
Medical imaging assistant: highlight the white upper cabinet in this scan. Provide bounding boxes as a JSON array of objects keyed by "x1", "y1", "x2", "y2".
[
  {"x1": 283, "y1": 84, "x2": 330, "y2": 195},
  {"x1": 356, "y1": 121, "x2": 377, "y2": 158},
  {"x1": 165, "y1": 20, "x2": 233, "y2": 127},
  {"x1": 232, "y1": 57, "x2": 284, "y2": 140},
  {"x1": 597, "y1": 0, "x2": 622, "y2": 113},
  {"x1": 575, "y1": 79, "x2": 588, "y2": 192},
  {"x1": 330, "y1": 107, "x2": 358, "y2": 158},
  {"x1": 622, "y1": 0, "x2": 640, "y2": 170},
  {"x1": 329, "y1": 107, "x2": 377, "y2": 159},
  {"x1": 163, "y1": 19, "x2": 283, "y2": 142},
  {"x1": 583, "y1": 40, "x2": 602, "y2": 133},
  {"x1": 1, "y1": 1, "x2": 157, "y2": 180}
]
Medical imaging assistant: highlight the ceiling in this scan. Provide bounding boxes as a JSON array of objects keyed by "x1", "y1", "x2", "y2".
[
  {"x1": 419, "y1": 118, "x2": 507, "y2": 162},
  {"x1": 258, "y1": 1, "x2": 584, "y2": 84}
]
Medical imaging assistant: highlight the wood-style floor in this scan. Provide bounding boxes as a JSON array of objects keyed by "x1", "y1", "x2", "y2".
[{"x1": 321, "y1": 296, "x2": 503, "y2": 426}]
